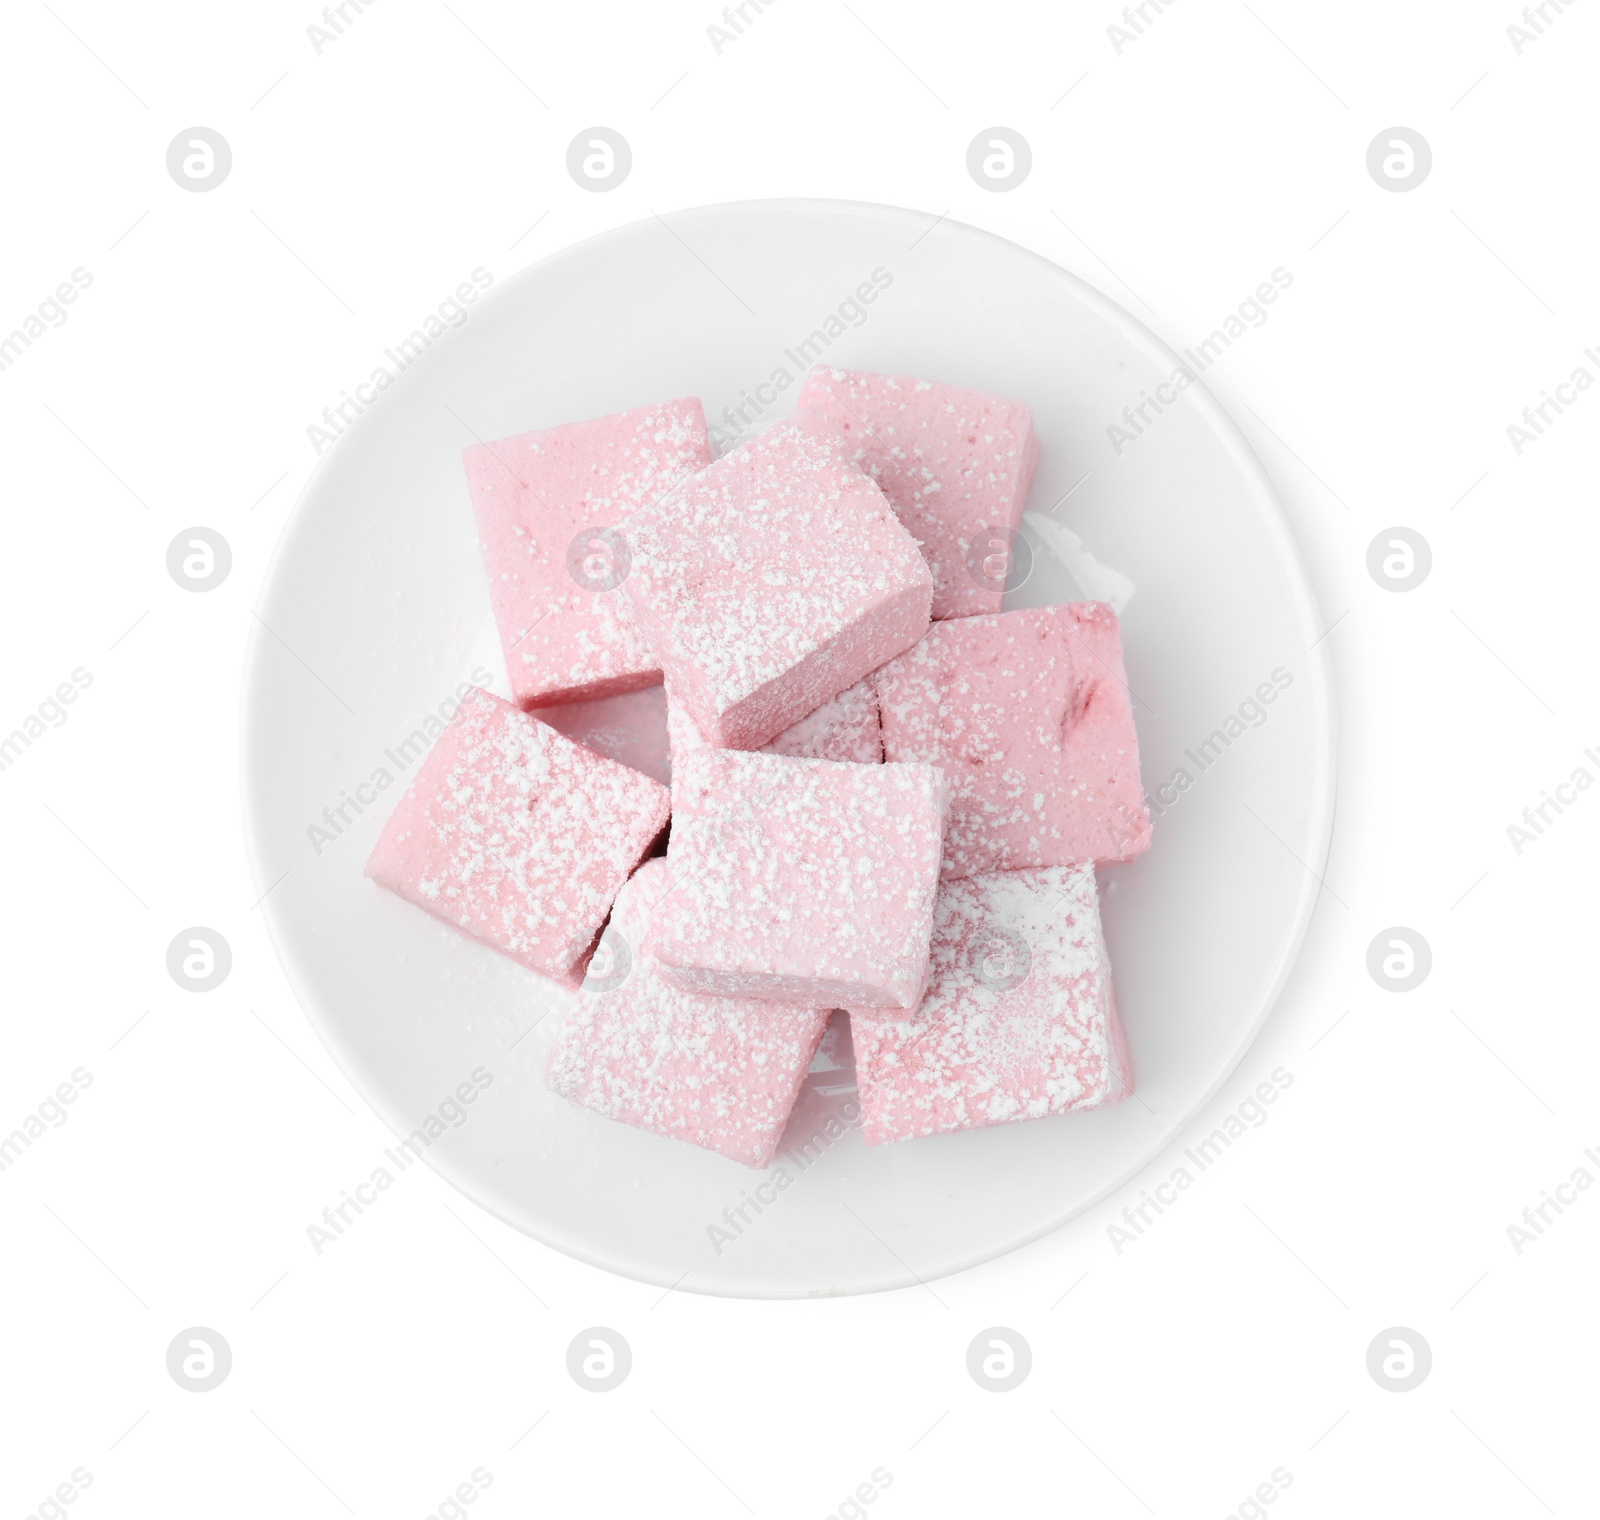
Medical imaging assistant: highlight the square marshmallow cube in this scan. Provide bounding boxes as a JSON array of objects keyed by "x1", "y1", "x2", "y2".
[
  {"x1": 619, "y1": 421, "x2": 931, "y2": 751},
  {"x1": 851, "y1": 864, "x2": 1132, "y2": 1144},
  {"x1": 366, "y1": 687, "x2": 670, "y2": 983},
  {"x1": 795, "y1": 367, "x2": 1039, "y2": 620},
  {"x1": 533, "y1": 682, "x2": 672, "y2": 786},
  {"x1": 547, "y1": 860, "x2": 831, "y2": 1168},
  {"x1": 651, "y1": 749, "x2": 945, "y2": 1011},
  {"x1": 664, "y1": 677, "x2": 882, "y2": 773},
  {"x1": 538, "y1": 674, "x2": 882, "y2": 796},
  {"x1": 760, "y1": 676, "x2": 883, "y2": 764},
  {"x1": 874, "y1": 603, "x2": 1151, "y2": 879},
  {"x1": 464, "y1": 398, "x2": 713, "y2": 708}
]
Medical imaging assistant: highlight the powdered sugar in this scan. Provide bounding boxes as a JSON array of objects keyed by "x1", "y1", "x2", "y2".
[
  {"x1": 664, "y1": 676, "x2": 883, "y2": 776},
  {"x1": 546, "y1": 859, "x2": 831, "y2": 1168},
  {"x1": 619, "y1": 421, "x2": 931, "y2": 748},
  {"x1": 365, "y1": 687, "x2": 669, "y2": 982},
  {"x1": 851, "y1": 863, "x2": 1131, "y2": 1142},
  {"x1": 465, "y1": 398, "x2": 712, "y2": 707},
  {"x1": 795, "y1": 367, "x2": 1038, "y2": 620},
  {"x1": 651, "y1": 749, "x2": 945, "y2": 1009},
  {"x1": 760, "y1": 676, "x2": 882, "y2": 763},
  {"x1": 873, "y1": 603, "x2": 1151, "y2": 878}
]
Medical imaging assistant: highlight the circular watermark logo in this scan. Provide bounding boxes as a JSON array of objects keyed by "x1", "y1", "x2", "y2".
[
  {"x1": 166, "y1": 128, "x2": 232, "y2": 192},
  {"x1": 1366, "y1": 1327, "x2": 1431, "y2": 1391},
  {"x1": 567, "y1": 1327, "x2": 631, "y2": 1391},
  {"x1": 965, "y1": 527, "x2": 1033, "y2": 596},
  {"x1": 971, "y1": 927, "x2": 1032, "y2": 991},
  {"x1": 966, "y1": 1327, "x2": 1031, "y2": 1391},
  {"x1": 1366, "y1": 527, "x2": 1430, "y2": 592},
  {"x1": 167, "y1": 527, "x2": 232, "y2": 592},
  {"x1": 967, "y1": 128, "x2": 1032, "y2": 192},
  {"x1": 167, "y1": 1327, "x2": 232, "y2": 1391},
  {"x1": 167, "y1": 928, "x2": 232, "y2": 992},
  {"x1": 1366, "y1": 128, "x2": 1431, "y2": 193},
  {"x1": 567, "y1": 128, "x2": 631, "y2": 192},
  {"x1": 566, "y1": 526, "x2": 630, "y2": 592},
  {"x1": 583, "y1": 928, "x2": 632, "y2": 993},
  {"x1": 1366, "y1": 927, "x2": 1430, "y2": 992}
]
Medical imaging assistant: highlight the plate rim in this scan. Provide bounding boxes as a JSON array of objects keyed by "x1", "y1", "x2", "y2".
[{"x1": 239, "y1": 196, "x2": 1339, "y2": 1299}]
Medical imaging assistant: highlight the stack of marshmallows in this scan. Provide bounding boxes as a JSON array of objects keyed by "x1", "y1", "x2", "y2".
[{"x1": 367, "y1": 368, "x2": 1151, "y2": 1169}]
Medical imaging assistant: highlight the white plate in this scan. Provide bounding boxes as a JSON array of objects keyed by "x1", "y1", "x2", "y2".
[{"x1": 242, "y1": 199, "x2": 1335, "y2": 1298}]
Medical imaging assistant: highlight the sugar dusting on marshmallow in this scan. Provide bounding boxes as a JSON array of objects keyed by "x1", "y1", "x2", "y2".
[
  {"x1": 547, "y1": 859, "x2": 831, "y2": 1168},
  {"x1": 795, "y1": 366, "x2": 1039, "y2": 620},
  {"x1": 873, "y1": 603, "x2": 1151, "y2": 878},
  {"x1": 365, "y1": 687, "x2": 669, "y2": 982},
  {"x1": 651, "y1": 749, "x2": 945, "y2": 1010},
  {"x1": 851, "y1": 863, "x2": 1131, "y2": 1143},
  {"x1": 620, "y1": 421, "x2": 931, "y2": 750},
  {"x1": 464, "y1": 399, "x2": 713, "y2": 708}
]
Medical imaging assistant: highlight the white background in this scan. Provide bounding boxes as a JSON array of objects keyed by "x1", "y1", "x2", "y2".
[{"x1": 2, "y1": 1, "x2": 1597, "y2": 1515}]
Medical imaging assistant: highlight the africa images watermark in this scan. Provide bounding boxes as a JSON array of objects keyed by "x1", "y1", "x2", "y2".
[
  {"x1": 705, "y1": 1097, "x2": 864, "y2": 1255},
  {"x1": 306, "y1": 0, "x2": 379, "y2": 54},
  {"x1": 706, "y1": 266, "x2": 895, "y2": 451},
  {"x1": 420, "y1": 1467, "x2": 495, "y2": 1520},
  {"x1": 1507, "y1": 0, "x2": 1580, "y2": 54},
  {"x1": 1504, "y1": 345, "x2": 1600, "y2": 455},
  {"x1": 1107, "y1": 1068, "x2": 1295, "y2": 1254},
  {"x1": 1146, "y1": 666, "x2": 1295, "y2": 818},
  {"x1": 1222, "y1": 1467, "x2": 1296, "y2": 1520},
  {"x1": 1505, "y1": 1142, "x2": 1600, "y2": 1255},
  {"x1": 1106, "y1": 0, "x2": 1181, "y2": 55},
  {"x1": 306, "y1": 1067, "x2": 493, "y2": 1254},
  {"x1": 306, "y1": 268, "x2": 495, "y2": 455},
  {"x1": 0, "y1": 267, "x2": 94, "y2": 374},
  {"x1": 822, "y1": 1468, "x2": 895, "y2": 1520},
  {"x1": 1, "y1": 667, "x2": 94, "y2": 775},
  {"x1": 19, "y1": 1465, "x2": 95, "y2": 1520},
  {"x1": 0, "y1": 1068, "x2": 95, "y2": 1174},
  {"x1": 1505, "y1": 744, "x2": 1600, "y2": 855},
  {"x1": 306, "y1": 667, "x2": 494, "y2": 855},
  {"x1": 706, "y1": 0, "x2": 779, "y2": 54},
  {"x1": 1107, "y1": 268, "x2": 1294, "y2": 456}
]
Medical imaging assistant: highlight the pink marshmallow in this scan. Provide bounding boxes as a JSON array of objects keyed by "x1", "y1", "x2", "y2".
[
  {"x1": 664, "y1": 677, "x2": 882, "y2": 773},
  {"x1": 650, "y1": 749, "x2": 945, "y2": 1011},
  {"x1": 795, "y1": 367, "x2": 1038, "y2": 620},
  {"x1": 546, "y1": 860, "x2": 830, "y2": 1168},
  {"x1": 761, "y1": 676, "x2": 883, "y2": 764},
  {"x1": 365, "y1": 687, "x2": 669, "y2": 983},
  {"x1": 873, "y1": 603, "x2": 1151, "y2": 879},
  {"x1": 851, "y1": 864, "x2": 1132, "y2": 1144},
  {"x1": 532, "y1": 682, "x2": 671, "y2": 786},
  {"x1": 464, "y1": 399, "x2": 713, "y2": 708},
  {"x1": 619, "y1": 421, "x2": 931, "y2": 751},
  {"x1": 662, "y1": 680, "x2": 708, "y2": 773}
]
